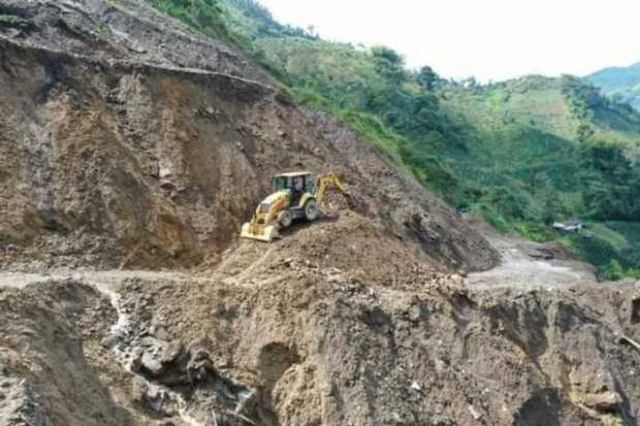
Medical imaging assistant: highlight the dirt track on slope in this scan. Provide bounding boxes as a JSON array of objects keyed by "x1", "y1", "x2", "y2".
[
  {"x1": 465, "y1": 227, "x2": 600, "y2": 290},
  {"x1": 0, "y1": 221, "x2": 603, "y2": 294}
]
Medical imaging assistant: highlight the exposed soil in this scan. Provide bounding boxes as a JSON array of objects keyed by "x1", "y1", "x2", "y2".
[
  {"x1": 2, "y1": 219, "x2": 640, "y2": 425},
  {"x1": 1, "y1": 1, "x2": 640, "y2": 425}
]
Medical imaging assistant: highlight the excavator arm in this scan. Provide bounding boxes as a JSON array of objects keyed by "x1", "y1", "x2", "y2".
[{"x1": 314, "y1": 172, "x2": 348, "y2": 204}]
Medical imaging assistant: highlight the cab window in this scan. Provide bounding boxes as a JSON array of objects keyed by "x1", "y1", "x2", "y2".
[
  {"x1": 306, "y1": 176, "x2": 315, "y2": 192},
  {"x1": 274, "y1": 176, "x2": 289, "y2": 191}
]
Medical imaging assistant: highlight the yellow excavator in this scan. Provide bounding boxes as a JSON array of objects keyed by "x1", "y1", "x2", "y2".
[{"x1": 240, "y1": 171, "x2": 348, "y2": 242}]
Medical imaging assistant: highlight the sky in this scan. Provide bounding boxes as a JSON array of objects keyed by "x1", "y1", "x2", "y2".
[{"x1": 258, "y1": 0, "x2": 640, "y2": 82}]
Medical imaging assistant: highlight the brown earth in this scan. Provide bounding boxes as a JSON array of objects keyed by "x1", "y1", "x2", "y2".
[
  {"x1": 1, "y1": 1, "x2": 640, "y2": 425},
  {"x1": 3, "y1": 229, "x2": 640, "y2": 425}
]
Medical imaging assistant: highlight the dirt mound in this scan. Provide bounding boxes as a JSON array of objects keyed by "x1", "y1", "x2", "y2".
[{"x1": 211, "y1": 211, "x2": 447, "y2": 291}]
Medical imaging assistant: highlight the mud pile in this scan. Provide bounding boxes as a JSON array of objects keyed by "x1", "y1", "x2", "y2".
[
  {"x1": 2, "y1": 1, "x2": 640, "y2": 425},
  {"x1": 107, "y1": 218, "x2": 640, "y2": 425}
]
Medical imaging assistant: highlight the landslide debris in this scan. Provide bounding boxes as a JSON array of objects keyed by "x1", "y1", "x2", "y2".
[
  {"x1": 114, "y1": 216, "x2": 640, "y2": 426},
  {"x1": 4, "y1": 250, "x2": 640, "y2": 425}
]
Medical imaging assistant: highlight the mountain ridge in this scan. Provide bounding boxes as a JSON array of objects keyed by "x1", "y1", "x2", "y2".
[{"x1": 586, "y1": 61, "x2": 640, "y2": 111}]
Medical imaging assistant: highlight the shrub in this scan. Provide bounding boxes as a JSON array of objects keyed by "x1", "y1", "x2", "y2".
[{"x1": 604, "y1": 259, "x2": 624, "y2": 281}]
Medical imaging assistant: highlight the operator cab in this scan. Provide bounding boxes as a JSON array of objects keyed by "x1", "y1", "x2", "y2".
[{"x1": 273, "y1": 171, "x2": 314, "y2": 203}]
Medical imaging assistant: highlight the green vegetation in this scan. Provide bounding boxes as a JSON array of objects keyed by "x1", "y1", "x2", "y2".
[
  {"x1": 0, "y1": 13, "x2": 30, "y2": 28},
  {"x1": 146, "y1": 0, "x2": 640, "y2": 279},
  {"x1": 146, "y1": 0, "x2": 233, "y2": 41}
]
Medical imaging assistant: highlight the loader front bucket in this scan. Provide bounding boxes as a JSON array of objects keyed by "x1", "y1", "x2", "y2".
[{"x1": 240, "y1": 222, "x2": 279, "y2": 242}]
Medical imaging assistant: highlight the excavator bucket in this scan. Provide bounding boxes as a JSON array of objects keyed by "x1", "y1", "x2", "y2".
[{"x1": 240, "y1": 222, "x2": 279, "y2": 242}]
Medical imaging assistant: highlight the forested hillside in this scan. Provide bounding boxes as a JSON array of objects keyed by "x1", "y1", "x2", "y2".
[{"x1": 148, "y1": 0, "x2": 640, "y2": 278}]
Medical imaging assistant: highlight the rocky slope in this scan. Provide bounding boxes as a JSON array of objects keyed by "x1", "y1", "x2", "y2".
[{"x1": 1, "y1": 1, "x2": 640, "y2": 425}]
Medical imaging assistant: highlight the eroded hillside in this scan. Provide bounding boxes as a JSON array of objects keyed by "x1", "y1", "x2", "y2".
[{"x1": 0, "y1": 0, "x2": 495, "y2": 272}]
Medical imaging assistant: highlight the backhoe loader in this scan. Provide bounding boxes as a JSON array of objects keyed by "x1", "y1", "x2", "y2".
[{"x1": 240, "y1": 171, "x2": 348, "y2": 242}]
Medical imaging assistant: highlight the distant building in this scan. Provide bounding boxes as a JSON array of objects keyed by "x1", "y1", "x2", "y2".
[{"x1": 552, "y1": 220, "x2": 584, "y2": 233}]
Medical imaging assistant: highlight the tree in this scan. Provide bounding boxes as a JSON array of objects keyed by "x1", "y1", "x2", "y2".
[
  {"x1": 576, "y1": 123, "x2": 594, "y2": 143},
  {"x1": 371, "y1": 46, "x2": 406, "y2": 85},
  {"x1": 417, "y1": 66, "x2": 438, "y2": 91},
  {"x1": 580, "y1": 140, "x2": 640, "y2": 220}
]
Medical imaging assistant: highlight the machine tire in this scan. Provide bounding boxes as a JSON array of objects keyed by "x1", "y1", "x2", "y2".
[
  {"x1": 278, "y1": 210, "x2": 293, "y2": 228},
  {"x1": 303, "y1": 199, "x2": 319, "y2": 221}
]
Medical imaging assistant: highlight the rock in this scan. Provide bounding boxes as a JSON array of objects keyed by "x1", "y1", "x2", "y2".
[
  {"x1": 140, "y1": 351, "x2": 164, "y2": 376},
  {"x1": 133, "y1": 338, "x2": 184, "y2": 378},
  {"x1": 130, "y1": 376, "x2": 149, "y2": 404},
  {"x1": 160, "y1": 180, "x2": 176, "y2": 191},
  {"x1": 152, "y1": 325, "x2": 170, "y2": 341},
  {"x1": 159, "y1": 167, "x2": 172, "y2": 179},
  {"x1": 100, "y1": 334, "x2": 118, "y2": 349},
  {"x1": 161, "y1": 341, "x2": 184, "y2": 363},
  {"x1": 187, "y1": 348, "x2": 215, "y2": 383},
  {"x1": 132, "y1": 338, "x2": 218, "y2": 386},
  {"x1": 582, "y1": 391, "x2": 623, "y2": 412},
  {"x1": 467, "y1": 404, "x2": 482, "y2": 420},
  {"x1": 145, "y1": 384, "x2": 166, "y2": 414},
  {"x1": 408, "y1": 305, "x2": 421, "y2": 322},
  {"x1": 131, "y1": 378, "x2": 173, "y2": 416},
  {"x1": 326, "y1": 267, "x2": 346, "y2": 283}
]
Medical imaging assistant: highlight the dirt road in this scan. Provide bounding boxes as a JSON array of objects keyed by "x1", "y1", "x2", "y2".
[
  {"x1": 0, "y1": 269, "x2": 187, "y2": 291},
  {"x1": 465, "y1": 227, "x2": 602, "y2": 290},
  {"x1": 0, "y1": 225, "x2": 611, "y2": 294}
]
